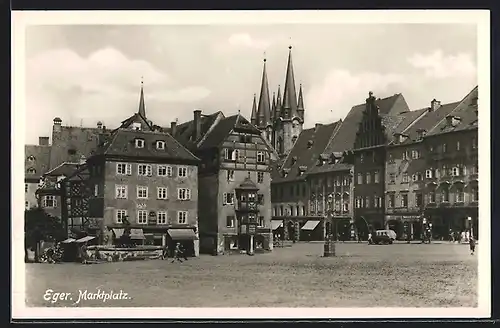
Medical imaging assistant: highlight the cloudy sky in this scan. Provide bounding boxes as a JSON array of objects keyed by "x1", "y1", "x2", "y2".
[{"x1": 24, "y1": 24, "x2": 477, "y2": 144}]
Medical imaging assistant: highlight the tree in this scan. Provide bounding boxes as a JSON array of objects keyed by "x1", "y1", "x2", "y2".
[{"x1": 24, "y1": 207, "x2": 66, "y2": 262}]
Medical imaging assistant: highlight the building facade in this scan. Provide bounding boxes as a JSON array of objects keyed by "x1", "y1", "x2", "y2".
[
  {"x1": 172, "y1": 110, "x2": 276, "y2": 255},
  {"x1": 25, "y1": 137, "x2": 51, "y2": 210}
]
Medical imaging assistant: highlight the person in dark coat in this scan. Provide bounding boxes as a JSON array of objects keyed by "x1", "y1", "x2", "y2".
[
  {"x1": 469, "y1": 236, "x2": 476, "y2": 255},
  {"x1": 161, "y1": 244, "x2": 168, "y2": 260}
]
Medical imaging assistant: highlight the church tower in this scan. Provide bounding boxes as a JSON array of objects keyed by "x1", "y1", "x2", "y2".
[
  {"x1": 255, "y1": 57, "x2": 273, "y2": 143},
  {"x1": 273, "y1": 46, "x2": 304, "y2": 158}
]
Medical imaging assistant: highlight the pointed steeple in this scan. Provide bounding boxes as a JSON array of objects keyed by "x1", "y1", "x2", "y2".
[
  {"x1": 257, "y1": 57, "x2": 272, "y2": 128},
  {"x1": 250, "y1": 93, "x2": 258, "y2": 126},
  {"x1": 297, "y1": 83, "x2": 305, "y2": 120},
  {"x1": 138, "y1": 77, "x2": 146, "y2": 118},
  {"x1": 282, "y1": 46, "x2": 299, "y2": 121},
  {"x1": 275, "y1": 85, "x2": 282, "y2": 119},
  {"x1": 271, "y1": 92, "x2": 276, "y2": 122}
]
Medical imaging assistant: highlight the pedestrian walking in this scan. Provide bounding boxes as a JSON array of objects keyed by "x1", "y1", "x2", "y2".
[
  {"x1": 180, "y1": 243, "x2": 188, "y2": 261},
  {"x1": 161, "y1": 244, "x2": 168, "y2": 260},
  {"x1": 171, "y1": 242, "x2": 183, "y2": 263},
  {"x1": 469, "y1": 236, "x2": 476, "y2": 255}
]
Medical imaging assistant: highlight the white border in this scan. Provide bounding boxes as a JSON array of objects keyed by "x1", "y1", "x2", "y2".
[{"x1": 11, "y1": 10, "x2": 491, "y2": 319}]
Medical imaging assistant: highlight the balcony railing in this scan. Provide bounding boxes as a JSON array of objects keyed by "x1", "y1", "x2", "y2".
[{"x1": 236, "y1": 201, "x2": 258, "y2": 211}]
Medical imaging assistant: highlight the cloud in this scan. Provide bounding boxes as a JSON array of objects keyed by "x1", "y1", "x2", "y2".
[
  {"x1": 25, "y1": 47, "x2": 211, "y2": 141},
  {"x1": 213, "y1": 33, "x2": 272, "y2": 55},
  {"x1": 305, "y1": 69, "x2": 404, "y2": 125},
  {"x1": 407, "y1": 50, "x2": 477, "y2": 79}
]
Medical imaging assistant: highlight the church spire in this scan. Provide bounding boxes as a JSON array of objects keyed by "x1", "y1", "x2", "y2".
[
  {"x1": 271, "y1": 92, "x2": 276, "y2": 122},
  {"x1": 275, "y1": 85, "x2": 282, "y2": 119},
  {"x1": 138, "y1": 77, "x2": 146, "y2": 118},
  {"x1": 257, "y1": 57, "x2": 272, "y2": 128},
  {"x1": 297, "y1": 83, "x2": 305, "y2": 120},
  {"x1": 250, "y1": 93, "x2": 258, "y2": 125},
  {"x1": 282, "y1": 46, "x2": 299, "y2": 120}
]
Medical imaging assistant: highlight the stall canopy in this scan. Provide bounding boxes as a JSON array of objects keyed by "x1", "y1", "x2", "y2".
[
  {"x1": 61, "y1": 238, "x2": 76, "y2": 243},
  {"x1": 75, "y1": 236, "x2": 96, "y2": 243},
  {"x1": 112, "y1": 228, "x2": 125, "y2": 239},
  {"x1": 271, "y1": 220, "x2": 284, "y2": 230},
  {"x1": 130, "y1": 228, "x2": 145, "y2": 240},
  {"x1": 168, "y1": 229, "x2": 198, "y2": 241},
  {"x1": 301, "y1": 220, "x2": 321, "y2": 231}
]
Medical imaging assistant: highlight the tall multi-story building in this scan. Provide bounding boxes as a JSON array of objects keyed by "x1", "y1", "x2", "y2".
[
  {"x1": 385, "y1": 98, "x2": 460, "y2": 239},
  {"x1": 423, "y1": 86, "x2": 479, "y2": 239},
  {"x1": 251, "y1": 46, "x2": 305, "y2": 159},
  {"x1": 25, "y1": 137, "x2": 51, "y2": 210},
  {"x1": 271, "y1": 122, "x2": 341, "y2": 241},
  {"x1": 172, "y1": 110, "x2": 277, "y2": 255}
]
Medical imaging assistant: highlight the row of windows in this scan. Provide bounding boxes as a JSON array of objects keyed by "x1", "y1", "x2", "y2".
[
  {"x1": 222, "y1": 192, "x2": 265, "y2": 205},
  {"x1": 223, "y1": 149, "x2": 266, "y2": 163},
  {"x1": 356, "y1": 171, "x2": 380, "y2": 185},
  {"x1": 116, "y1": 163, "x2": 188, "y2": 177},
  {"x1": 115, "y1": 209, "x2": 188, "y2": 225},
  {"x1": 387, "y1": 187, "x2": 478, "y2": 207},
  {"x1": 388, "y1": 164, "x2": 478, "y2": 184},
  {"x1": 226, "y1": 215, "x2": 264, "y2": 228},
  {"x1": 273, "y1": 205, "x2": 308, "y2": 217},
  {"x1": 389, "y1": 138, "x2": 478, "y2": 162},
  {"x1": 115, "y1": 185, "x2": 192, "y2": 201},
  {"x1": 355, "y1": 196, "x2": 383, "y2": 209},
  {"x1": 227, "y1": 170, "x2": 264, "y2": 183}
]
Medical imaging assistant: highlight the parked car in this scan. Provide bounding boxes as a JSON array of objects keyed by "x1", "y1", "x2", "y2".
[{"x1": 369, "y1": 230, "x2": 397, "y2": 245}]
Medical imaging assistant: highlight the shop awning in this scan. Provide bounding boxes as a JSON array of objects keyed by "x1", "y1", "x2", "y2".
[
  {"x1": 61, "y1": 238, "x2": 76, "y2": 243},
  {"x1": 113, "y1": 228, "x2": 125, "y2": 239},
  {"x1": 301, "y1": 220, "x2": 321, "y2": 231},
  {"x1": 271, "y1": 220, "x2": 283, "y2": 230},
  {"x1": 168, "y1": 229, "x2": 198, "y2": 241},
  {"x1": 76, "y1": 236, "x2": 95, "y2": 243},
  {"x1": 130, "y1": 228, "x2": 145, "y2": 240}
]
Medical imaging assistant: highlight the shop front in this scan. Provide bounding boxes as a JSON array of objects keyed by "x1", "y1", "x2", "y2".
[
  {"x1": 385, "y1": 214, "x2": 422, "y2": 240},
  {"x1": 424, "y1": 206, "x2": 479, "y2": 240}
]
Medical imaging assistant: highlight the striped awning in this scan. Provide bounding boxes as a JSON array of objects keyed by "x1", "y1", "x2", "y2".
[
  {"x1": 271, "y1": 220, "x2": 283, "y2": 230},
  {"x1": 301, "y1": 220, "x2": 321, "y2": 231},
  {"x1": 61, "y1": 238, "x2": 76, "y2": 243}
]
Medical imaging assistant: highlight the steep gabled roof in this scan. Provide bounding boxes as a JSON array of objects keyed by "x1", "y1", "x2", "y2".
[
  {"x1": 398, "y1": 101, "x2": 460, "y2": 144},
  {"x1": 272, "y1": 121, "x2": 341, "y2": 183},
  {"x1": 25, "y1": 144, "x2": 51, "y2": 180},
  {"x1": 427, "y1": 86, "x2": 478, "y2": 136},
  {"x1": 198, "y1": 114, "x2": 260, "y2": 150},
  {"x1": 325, "y1": 93, "x2": 409, "y2": 153},
  {"x1": 173, "y1": 111, "x2": 222, "y2": 149},
  {"x1": 97, "y1": 128, "x2": 199, "y2": 162}
]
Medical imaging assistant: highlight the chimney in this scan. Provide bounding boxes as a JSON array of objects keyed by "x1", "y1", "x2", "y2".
[
  {"x1": 170, "y1": 121, "x2": 177, "y2": 136},
  {"x1": 97, "y1": 121, "x2": 103, "y2": 129},
  {"x1": 430, "y1": 99, "x2": 441, "y2": 111},
  {"x1": 193, "y1": 110, "x2": 202, "y2": 141},
  {"x1": 53, "y1": 117, "x2": 62, "y2": 133},
  {"x1": 39, "y1": 137, "x2": 49, "y2": 146}
]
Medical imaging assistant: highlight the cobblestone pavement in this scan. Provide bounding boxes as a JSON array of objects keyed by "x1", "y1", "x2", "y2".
[{"x1": 25, "y1": 242, "x2": 477, "y2": 308}]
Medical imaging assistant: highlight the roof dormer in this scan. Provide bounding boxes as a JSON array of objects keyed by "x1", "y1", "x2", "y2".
[
  {"x1": 156, "y1": 140, "x2": 166, "y2": 150},
  {"x1": 282, "y1": 168, "x2": 290, "y2": 177},
  {"x1": 135, "y1": 138, "x2": 145, "y2": 148},
  {"x1": 446, "y1": 115, "x2": 462, "y2": 127},
  {"x1": 318, "y1": 153, "x2": 328, "y2": 166},
  {"x1": 416, "y1": 129, "x2": 427, "y2": 141},
  {"x1": 291, "y1": 156, "x2": 298, "y2": 165},
  {"x1": 393, "y1": 133, "x2": 408, "y2": 144},
  {"x1": 307, "y1": 140, "x2": 314, "y2": 149},
  {"x1": 298, "y1": 166, "x2": 307, "y2": 176}
]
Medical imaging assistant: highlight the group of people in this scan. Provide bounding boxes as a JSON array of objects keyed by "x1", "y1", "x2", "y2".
[{"x1": 161, "y1": 242, "x2": 188, "y2": 263}]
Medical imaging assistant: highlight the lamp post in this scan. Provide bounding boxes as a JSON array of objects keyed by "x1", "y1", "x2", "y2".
[{"x1": 323, "y1": 210, "x2": 336, "y2": 257}]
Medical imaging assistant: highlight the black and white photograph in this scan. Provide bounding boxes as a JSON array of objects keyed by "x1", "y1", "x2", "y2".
[{"x1": 12, "y1": 10, "x2": 490, "y2": 319}]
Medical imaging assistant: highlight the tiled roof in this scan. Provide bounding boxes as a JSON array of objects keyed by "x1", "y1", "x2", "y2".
[
  {"x1": 427, "y1": 86, "x2": 478, "y2": 136},
  {"x1": 391, "y1": 109, "x2": 428, "y2": 135},
  {"x1": 44, "y1": 162, "x2": 80, "y2": 177},
  {"x1": 173, "y1": 112, "x2": 221, "y2": 149},
  {"x1": 25, "y1": 144, "x2": 51, "y2": 180},
  {"x1": 97, "y1": 128, "x2": 199, "y2": 162},
  {"x1": 398, "y1": 101, "x2": 460, "y2": 144},
  {"x1": 325, "y1": 93, "x2": 409, "y2": 153},
  {"x1": 198, "y1": 114, "x2": 261, "y2": 150},
  {"x1": 272, "y1": 121, "x2": 341, "y2": 183}
]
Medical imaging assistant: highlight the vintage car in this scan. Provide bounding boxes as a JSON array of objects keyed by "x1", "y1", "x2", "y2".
[{"x1": 369, "y1": 229, "x2": 397, "y2": 245}]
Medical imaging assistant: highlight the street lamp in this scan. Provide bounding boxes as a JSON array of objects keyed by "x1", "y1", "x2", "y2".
[
  {"x1": 468, "y1": 216, "x2": 473, "y2": 240},
  {"x1": 323, "y1": 210, "x2": 336, "y2": 257}
]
